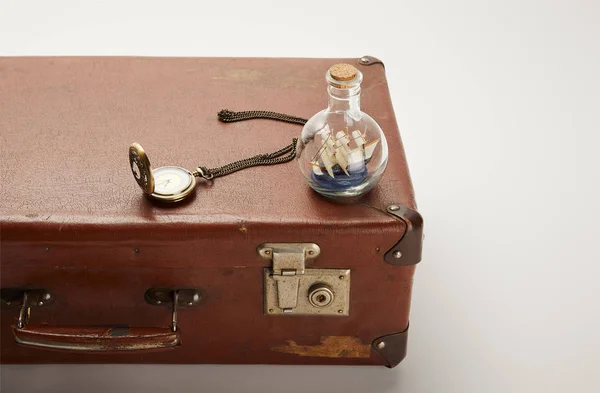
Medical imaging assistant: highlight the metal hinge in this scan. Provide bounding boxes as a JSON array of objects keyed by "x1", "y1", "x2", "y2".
[{"x1": 258, "y1": 243, "x2": 350, "y2": 316}]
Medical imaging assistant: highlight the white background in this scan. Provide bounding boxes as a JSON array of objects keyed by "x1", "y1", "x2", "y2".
[{"x1": 1, "y1": 1, "x2": 599, "y2": 392}]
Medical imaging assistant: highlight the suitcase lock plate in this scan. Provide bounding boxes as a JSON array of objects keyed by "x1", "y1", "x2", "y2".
[{"x1": 259, "y1": 243, "x2": 350, "y2": 316}]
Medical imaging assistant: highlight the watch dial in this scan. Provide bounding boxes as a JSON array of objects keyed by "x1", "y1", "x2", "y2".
[{"x1": 152, "y1": 167, "x2": 193, "y2": 196}]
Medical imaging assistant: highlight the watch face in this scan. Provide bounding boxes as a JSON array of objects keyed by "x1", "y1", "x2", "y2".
[
  {"x1": 151, "y1": 166, "x2": 196, "y2": 202},
  {"x1": 129, "y1": 143, "x2": 154, "y2": 194},
  {"x1": 153, "y1": 167, "x2": 193, "y2": 195}
]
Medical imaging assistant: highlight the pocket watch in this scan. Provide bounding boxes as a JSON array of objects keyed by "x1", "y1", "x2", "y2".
[{"x1": 129, "y1": 143, "x2": 197, "y2": 203}]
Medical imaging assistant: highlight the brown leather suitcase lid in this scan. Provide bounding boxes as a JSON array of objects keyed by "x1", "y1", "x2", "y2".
[{"x1": 0, "y1": 56, "x2": 416, "y2": 267}]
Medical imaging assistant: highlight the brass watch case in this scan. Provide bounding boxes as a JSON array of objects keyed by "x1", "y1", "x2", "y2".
[
  {"x1": 128, "y1": 143, "x2": 196, "y2": 203},
  {"x1": 129, "y1": 143, "x2": 154, "y2": 194}
]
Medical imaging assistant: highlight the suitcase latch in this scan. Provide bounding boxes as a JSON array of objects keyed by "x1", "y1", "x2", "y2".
[{"x1": 258, "y1": 243, "x2": 350, "y2": 316}]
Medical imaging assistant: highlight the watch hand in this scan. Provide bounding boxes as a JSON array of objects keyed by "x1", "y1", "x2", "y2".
[{"x1": 157, "y1": 179, "x2": 171, "y2": 187}]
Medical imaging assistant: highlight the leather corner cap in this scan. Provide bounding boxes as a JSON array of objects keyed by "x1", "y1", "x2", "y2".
[
  {"x1": 384, "y1": 204, "x2": 424, "y2": 266},
  {"x1": 358, "y1": 56, "x2": 385, "y2": 68},
  {"x1": 372, "y1": 325, "x2": 409, "y2": 368}
]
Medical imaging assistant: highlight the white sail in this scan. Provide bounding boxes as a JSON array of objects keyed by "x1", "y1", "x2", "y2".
[
  {"x1": 315, "y1": 126, "x2": 331, "y2": 157},
  {"x1": 347, "y1": 149, "x2": 365, "y2": 172},
  {"x1": 352, "y1": 130, "x2": 366, "y2": 148},
  {"x1": 321, "y1": 150, "x2": 336, "y2": 178},
  {"x1": 364, "y1": 138, "x2": 380, "y2": 160},
  {"x1": 336, "y1": 149, "x2": 350, "y2": 176},
  {"x1": 335, "y1": 130, "x2": 351, "y2": 153},
  {"x1": 311, "y1": 124, "x2": 378, "y2": 179}
]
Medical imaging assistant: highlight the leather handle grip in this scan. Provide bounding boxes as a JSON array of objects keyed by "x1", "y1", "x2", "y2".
[{"x1": 12, "y1": 325, "x2": 181, "y2": 351}]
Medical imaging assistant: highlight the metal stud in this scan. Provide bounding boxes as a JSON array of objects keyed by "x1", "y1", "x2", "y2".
[
  {"x1": 393, "y1": 251, "x2": 402, "y2": 259},
  {"x1": 388, "y1": 205, "x2": 400, "y2": 212},
  {"x1": 359, "y1": 57, "x2": 370, "y2": 65},
  {"x1": 377, "y1": 341, "x2": 386, "y2": 349}
]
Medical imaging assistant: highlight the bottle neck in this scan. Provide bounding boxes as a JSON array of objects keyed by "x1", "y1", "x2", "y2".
[{"x1": 327, "y1": 85, "x2": 361, "y2": 115}]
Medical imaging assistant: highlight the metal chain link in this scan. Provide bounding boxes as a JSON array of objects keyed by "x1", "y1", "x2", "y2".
[
  {"x1": 194, "y1": 110, "x2": 308, "y2": 180},
  {"x1": 217, "y1": 109, "x2": 308, "y2": 126}
]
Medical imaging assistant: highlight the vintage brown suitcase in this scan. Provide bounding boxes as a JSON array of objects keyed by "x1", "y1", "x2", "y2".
[{"x1": 0, "y1": 56, "x2": 423, "y2": 367}]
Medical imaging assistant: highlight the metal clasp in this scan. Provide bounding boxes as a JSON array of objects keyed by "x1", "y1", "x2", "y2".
[
  {"x1": 259, "y1": 243, "x2": 318, "y2": 312},
  {"x1": 259, "y1": 243, "x2": 350, "y2": 316}
]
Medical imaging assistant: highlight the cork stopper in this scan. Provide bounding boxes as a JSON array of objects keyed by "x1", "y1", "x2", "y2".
[{"x1": 329, "y1": 63, "x2": 358, "y2": 81}]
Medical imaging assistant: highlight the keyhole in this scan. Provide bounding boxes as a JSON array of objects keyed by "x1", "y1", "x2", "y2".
[{"x1": 308, "y1": 285, "x2": 334, "y2": 308}]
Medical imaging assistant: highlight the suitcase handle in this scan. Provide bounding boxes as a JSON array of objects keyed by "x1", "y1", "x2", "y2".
[
  {"x1": 12, "y1": 325, "x2": 180, "y2": 351},
  {"x1": 9, "y1": 289, "x2": 184, "y2": 352}
]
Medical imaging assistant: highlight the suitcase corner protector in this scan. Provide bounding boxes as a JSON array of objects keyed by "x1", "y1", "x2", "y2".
[
  {"x1": 372, "y1": 324, "x2": 409, "y2": 368},
  {"x1": 357, "y1": 55, "x2": 385, "y2": 69},
  {"x1": 384, "y1": 204, "x2": 424, "y2": 266}
]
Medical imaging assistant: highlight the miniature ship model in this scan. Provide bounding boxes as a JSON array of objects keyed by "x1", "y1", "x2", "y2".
[{"x1": 310, "y1": 124, "x2": 380, "y2": 179}]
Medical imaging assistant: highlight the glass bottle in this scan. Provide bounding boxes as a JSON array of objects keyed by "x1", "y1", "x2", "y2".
[{"x1": 297, "y1": 63, "x2": 388, "y2": 199}]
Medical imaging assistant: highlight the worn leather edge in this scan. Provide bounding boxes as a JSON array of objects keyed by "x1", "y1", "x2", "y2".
[
  {"x1": 383, "y1": 204, "x2": 424, "y2": 266},
  {"x1": 357, "y1": 55, "x2": 385, "y2": 69},
  {"x1": 371, "y1": 324, "x2": 409, "y2": 368}
]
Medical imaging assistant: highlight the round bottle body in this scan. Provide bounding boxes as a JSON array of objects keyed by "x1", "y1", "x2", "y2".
[{"x1": 297, "y1": 108, "x2": 388, "y2": 199}]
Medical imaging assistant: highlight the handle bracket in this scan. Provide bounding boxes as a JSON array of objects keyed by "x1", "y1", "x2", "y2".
[
  {"x1": 144, "y1": 287, "x2": 204, "y2": 309},
  {"x1": 1, "y1": 288, "x2": 54, "y2": 308}
]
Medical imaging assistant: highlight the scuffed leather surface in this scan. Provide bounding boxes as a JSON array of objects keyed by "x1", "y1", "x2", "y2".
[
  {"x1": 0, "y1": 57, "x2": 415, "y2": 225},
  {"x1": 0, "y1": 57, "x2": 418, "y2": 365}
]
